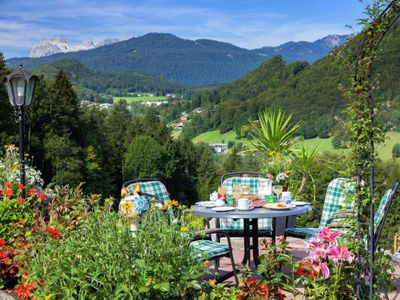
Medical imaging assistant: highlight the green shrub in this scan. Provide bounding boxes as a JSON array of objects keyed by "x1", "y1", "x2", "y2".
[
  {"x1": 27, "y1": 207, "x2": 204, "y2": 299},
  {"x1": 133, "y1": 208, "x2": 204, "y2": 299},
  {"x1": 392, "y1": 143, "x2": 400, "y2": 158},
  {"x1": 28, "y1": 209, "x2": 138, "y2": 299}
]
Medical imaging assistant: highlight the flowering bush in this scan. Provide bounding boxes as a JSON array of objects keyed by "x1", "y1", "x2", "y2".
[
  {"x1": 298, "y1": 228, "x2": 356, "y2": 299},
  {"x1": 0, "y1": 145, "x2": 44, "y2": 190}
]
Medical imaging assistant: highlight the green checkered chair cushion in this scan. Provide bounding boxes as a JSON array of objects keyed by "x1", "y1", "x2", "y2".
[
  {"x1": 221, "y1": 176, "x2": 272, "y2": 231},
  {"x1": 319, "y1": 178, "x2": 355, "y2": 228},
  {"x1": 286, "y1": 178, "x2": 355, "y2": 240},
  {"x1": 126, "y1": 180, "x2": 170, "y2": 204},
  {"x1": 374, "y1": 189, "x2": 392, "y2": 228},
  {"x1": 284, "y1": 227, "x2": 320, "y2": 241},
  {"x1": 190, "y1": 240, "x2": 230, "y2": 259}
]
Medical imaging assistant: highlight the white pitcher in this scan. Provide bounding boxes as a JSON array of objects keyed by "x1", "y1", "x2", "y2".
[{"x1": 258, "y1": 179, "x2": 273, "y2": 197}]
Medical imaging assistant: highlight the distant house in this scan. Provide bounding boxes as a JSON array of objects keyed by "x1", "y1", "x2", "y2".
[
  {"x1": 142, "y1": 101, "x2": 168, "y2": 106},
  {"x1": 210, "y1": 143, "x2": 228, "y2": 153},
  {"x1": 175, "y1": 122, "x2": 184, "y2": 129},
  {"x1": 194, "y1": 107, "x2": 203, "y2": 113}
]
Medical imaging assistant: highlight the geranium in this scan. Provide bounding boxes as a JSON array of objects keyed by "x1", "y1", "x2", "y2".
[
  {"x1": 15, "y1": 279, "x2": 37, "y2": 300},
  {"x1": 1, "y1": 188, "x2": 13, "y2": 197},
  {"x1": 47, "y1": 228, "x2": 61, "y2": 240},
  {"x1": 18, "y1": 184, "x2": 25, "y2": 190}
]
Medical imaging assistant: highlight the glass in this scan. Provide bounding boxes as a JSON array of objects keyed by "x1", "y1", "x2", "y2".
[
  {"x1": 233, "y1": 185, "x2": 241, "y2": 205},
  {"x1": 218, "y1": 186, "x2": 227, "y2": 197},
  {"x1": 273, "y1": 185, "x2": 283, "y2": 200},
  {"x1": 241, "y1": 185, "x2": 250, "y2": 195}
]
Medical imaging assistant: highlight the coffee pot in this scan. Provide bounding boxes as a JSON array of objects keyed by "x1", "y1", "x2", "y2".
[{"x1": 258, "y1": 179, "x2": 273, "y2": 197}]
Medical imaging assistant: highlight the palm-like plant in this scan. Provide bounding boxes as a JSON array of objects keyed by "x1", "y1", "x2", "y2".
[{"x1": 246, "y1": 109, "x2": 301, "y2": 155}]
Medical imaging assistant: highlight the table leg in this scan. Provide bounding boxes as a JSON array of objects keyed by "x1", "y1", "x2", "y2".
[
  {"x1": 272, "y1": 218, "x2": 276, "y2": 244},
  {"x1": 251, "y1": 218, "x2": 260, "y2": 266},
  {"x1": 242, "y1": 219, "x2": 251, "y2": 266}
]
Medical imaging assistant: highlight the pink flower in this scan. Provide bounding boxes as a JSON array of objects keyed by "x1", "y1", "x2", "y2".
[
  {"x1": 316, "y1": 228, "x2": 344, "y2": 245},
  {"x1": 312, "y1": 261, "x2": 330, "y2": 279},
  {"x1": 326, "y1": 245, "x2": 354, "y2": 265}
]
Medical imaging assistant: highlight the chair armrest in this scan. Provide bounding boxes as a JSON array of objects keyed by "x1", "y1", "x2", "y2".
[{"x1": 191, "y1": 229, "x2": 233, "y2": 248}]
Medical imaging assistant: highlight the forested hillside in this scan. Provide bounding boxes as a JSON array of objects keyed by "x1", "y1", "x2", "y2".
[
  {"x1": 183, "y1": 26, "x2": 400, "y2": 139},
  {"x1": 34, "y1": 59, "x2": 183, "y2": 97},
  {"x1": 7, "y1": 33, "x2": 348, "y2": 87},
  {"x1": 7, "y1": 33, "x2": 266, "y2": 86}
]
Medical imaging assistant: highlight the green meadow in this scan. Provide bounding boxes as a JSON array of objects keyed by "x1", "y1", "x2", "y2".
[{"x1": 192, "y1": 130, "x2": 400, "y2": 161}]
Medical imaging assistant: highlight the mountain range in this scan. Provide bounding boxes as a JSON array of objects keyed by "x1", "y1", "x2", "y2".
[
  {"x1": 183, "y1": 25, "x2": 400, "y2": 139},
  {"x1": 7, "y1": 33, "x2": 348, "y2": 86},
  {"x1": 29, "y1": 37, "x2": 124, "y2": 58}
]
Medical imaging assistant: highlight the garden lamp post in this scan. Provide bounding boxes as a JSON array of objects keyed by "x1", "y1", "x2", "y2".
[{"x1": 3, "y1": 64, "x2": 38, "y2": 196}]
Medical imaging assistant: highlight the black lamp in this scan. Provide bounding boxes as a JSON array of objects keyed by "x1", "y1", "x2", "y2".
[{"x1": 3, "y1": 64, "x2": 38, "y2": 195}]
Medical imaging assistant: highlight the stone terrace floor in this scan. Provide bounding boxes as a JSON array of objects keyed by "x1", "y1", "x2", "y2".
[{"x1": 207, "y1": 236, "x2": 400, "y2": 300}]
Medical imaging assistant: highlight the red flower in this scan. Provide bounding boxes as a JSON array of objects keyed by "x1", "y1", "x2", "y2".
[
  {"x1": 0, "y1": 239, "x2": 5, "y2": 246},
  {"x1": 18, "y1": 197, "x2": 25, "y2": 203},
  {"x1": 18, "y1": 183, "x2": 25, "y2": 190},
  {"x1": 296, "y1": 261, "x2": 318, "y2": 278},
  {"x1": 5, "y1": 182, "x2": 12, "y2": 188},
  {"x1": 28, "y1": 188, "x2": 37, "y2": 196},
  {"x1": 47, "y1": 227, "x2": 61, "y2": 240},
  {"x1": 37, "y1": 192, "x2": 46, "y2": 200},
  {"x1": 1, "y1": 189, "x2": 13, "y2": 197},
  {"x1": 18, "y1": 219, "x2": 26, "y2": 225}
]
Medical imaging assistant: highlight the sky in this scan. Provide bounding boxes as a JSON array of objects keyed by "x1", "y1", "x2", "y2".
[{"x1": 0, "y1": 0, "x2": 367, "y2": 59}]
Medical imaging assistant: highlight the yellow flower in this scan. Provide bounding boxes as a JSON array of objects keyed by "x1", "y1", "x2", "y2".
[
  {"x1": 25, "y1": 231, "x2": 31, "y2": 237},
  {"x1": 163, "y1": 199, "x2": 180, "y2": 209},
  {"x1": 284, "y1": 169, "x2": 292, "y2": 175},
  {"x1": 180, "y1": 226, "x2": 189, "y2": 233},
  {"x1": 45, "y1": 294, "x2": 55, "y2": 300},
  {"x1": 120, "y1": 201, "x2": 133, "y2": 210}
]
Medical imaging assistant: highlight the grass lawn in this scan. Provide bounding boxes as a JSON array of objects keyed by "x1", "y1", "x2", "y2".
[
  {"x1": 113, "y1": 94, "x2": 168, "y2": 103},
  {"x1": 192, "y1": 130, "x2": 242, "y2": 144},
  {"x1": 192, "y1": 130, "x2": 400, "y2": 161}
]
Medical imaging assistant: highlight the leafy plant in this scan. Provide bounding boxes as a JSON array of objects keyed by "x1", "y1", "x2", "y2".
[
  {"x1": 246, "y1": 109, "x2": 300, "y2": 155},
  {"x1": 27, "y1": 205, "x2": 139, "y2": 299},
  {"x1": 133, "y1": 208, "x2": 204, "y2": 299}
]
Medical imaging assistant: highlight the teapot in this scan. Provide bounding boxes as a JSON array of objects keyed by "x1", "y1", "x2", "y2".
[{"x1": 258, "y1": 179, "x2": 273, "y2": 198}]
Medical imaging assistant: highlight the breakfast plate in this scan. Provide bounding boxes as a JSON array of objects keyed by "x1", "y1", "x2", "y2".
[
  {"x1": 251, "y1": 200, "x2": 266, "y2": 208},
  {"x1": 292, "y1": 201, "x2": 310, "y2": 206},
  {"x1": 196, "y1": 201, "x2": 216, "y2": 208},
  {"x1": 236, "y1": 206, "x2": 255, "y2": 211},
  {"x1": 263, "y1": 203, "x2": 295, "y2": 210},
  {"x1": 211, "y1": 206, "x2": 236, "y2": 212}
]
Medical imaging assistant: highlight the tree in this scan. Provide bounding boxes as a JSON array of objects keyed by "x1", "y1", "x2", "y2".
[
  {"x1": 165, "y1": 137, "x2": 199, "y2": 204},
  {"x1": 44, "y1": 134, "x2": 84, "y2": 186},
  {"x1": 104, "y1": 101, "x2": 132, "y2": 196},
  {"x1": 392, "y1": 143, "x2": 400, "y2": 158},
  {"x1": 0, "y1": 53, "x2": 16, "y2": 146},
  {"x1": 124, "y1": 136, "x2": 174, "y2": 182},
  {"x1": 196, "y1": 144, "x2": 218, "y2": 201},
  {"x1": 222, "y1": 146, "x2": 242, "y2": 173},
  {"x1": 45, "y1": 70, "x2": 82, "y2": 140}
]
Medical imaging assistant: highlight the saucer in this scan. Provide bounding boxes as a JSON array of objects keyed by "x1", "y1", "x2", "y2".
[
  {"x1": 236, "y1": 206, "x2": 255, "y2": 211},
  {"x1": 211, "y1": 206, "x2": 236, "y2": 212}
]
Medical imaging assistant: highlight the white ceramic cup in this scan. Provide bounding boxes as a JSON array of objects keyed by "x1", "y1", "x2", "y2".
[
  {"x1": 215, "y1": 199, "x2": 225, "y2": 207},
  {"x1": 282, "y1": 192, "x2": 292, "y2": 204},
  {"x1": 237, "y1": 198, "x2": 252, "y2": 209}
]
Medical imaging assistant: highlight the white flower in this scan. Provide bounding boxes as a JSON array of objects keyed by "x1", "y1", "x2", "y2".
[{"x1": 276, "y1": 172, "x2": 288, "y2": 183}]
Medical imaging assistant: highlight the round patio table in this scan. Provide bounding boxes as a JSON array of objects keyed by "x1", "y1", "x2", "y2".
[{"x1": 192, "y1": 204, "x2": 311, "y2": 267}]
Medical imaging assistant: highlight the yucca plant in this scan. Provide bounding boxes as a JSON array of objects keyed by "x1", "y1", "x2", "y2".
[
  {"x1": 291, "y1": 145, "x2": 319, "y2": 202},
  {"x1": 246, "y1": 109, "x2": 301, "y2": 155}
]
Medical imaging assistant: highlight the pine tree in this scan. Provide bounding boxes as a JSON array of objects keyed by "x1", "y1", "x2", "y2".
[
  {"x1": 0, "y1": 53, "x2": 16, "y2": 145},
  {"x1": 196, "y1": 145, "x2": 218, "y2": 201}
]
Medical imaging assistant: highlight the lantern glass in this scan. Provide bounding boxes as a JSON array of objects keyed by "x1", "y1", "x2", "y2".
[
  {"x1": 25, "y1": 77, "x2": 37, "y2": 106},
  {"x1": 12, "y1": 79, "x2": 26, "y2": 106}
]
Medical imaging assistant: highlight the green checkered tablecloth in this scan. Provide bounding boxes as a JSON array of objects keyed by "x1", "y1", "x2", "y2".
[
  {"x1": 126, "y1": 181, "x2": 170, "y2": 204},
  {"x1": 190, "y1": 240, "x2": 230, "y2": 259},
  {"x1": 221, "y1": 176, "x2": 272, "y2": 231}
]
